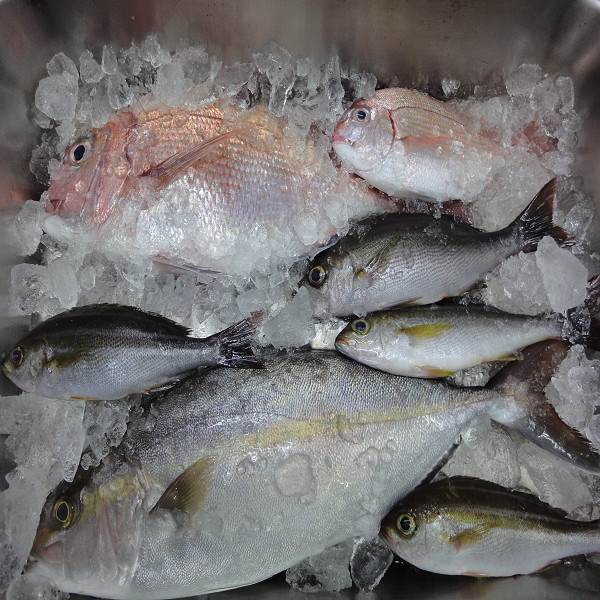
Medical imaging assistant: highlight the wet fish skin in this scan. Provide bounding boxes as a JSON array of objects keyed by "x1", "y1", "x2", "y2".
[
  {"x1": 332, "y1": 88, "x2": 507, "y2": 202},
  {"x1": 381, "y1": 476, "x2": 600, "y2": 577},
  {"x1": 334, "y1": 305, "x2": 565, "y2": 378},
  {"x1": 1, "y1": 304, "x2": 260, "y2": 401},
  {"x1": 29, "y1": 347, "x2": 600, "y2": 599},
  {"x1": 43, "y1": 101, "x2": 393, "y2": 274},
  {"x1": 305, "y1": 179, "x2": 569, "y2": 318}
]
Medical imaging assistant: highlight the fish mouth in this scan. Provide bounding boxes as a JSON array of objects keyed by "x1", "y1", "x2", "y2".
[
  {"x1": 43, "y1": 195, "x2": 64, "y2": 214},
  {"x1": 332, "y1": 131, "x2": 351, "y2": 146}
]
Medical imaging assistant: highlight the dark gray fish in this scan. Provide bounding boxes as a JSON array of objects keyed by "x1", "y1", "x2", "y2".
[
  {"x1": 1, "y1": 304, "x2": 260, "y2": 400},
  {"x1": 381, "y1": 476, "x2": 600, "y2": 577},
  {"x1": 305, "y1": 179, "x2": 571, "y2": 318}
]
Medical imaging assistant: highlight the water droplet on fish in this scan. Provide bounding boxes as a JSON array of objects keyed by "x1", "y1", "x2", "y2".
[{"x1": 274, "y1": 453, "x2": 315, "y2": 497}]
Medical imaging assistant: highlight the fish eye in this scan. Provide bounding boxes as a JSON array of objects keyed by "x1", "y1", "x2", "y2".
[
  {"x1": 9, "y1": 347, "x2": 23, "y2": 368},
  {"x1": 69, "y1": 140, "x2": 91, "y2": 166},
  {"x1": 396, "y1": 513, "x2": 417, "y2": 537},
  {"x1": 53, "y1": 498, "x2": 75, "y2": 528},
  {"x1": 350, "y1": 319, "x2": 370, "y2": 335},
  {"x1": 308, "y1": 265, "x2": 327, "y2": 288},
  {"x1": 354, "y1": 108, "x2": 369, "y2": 122}
]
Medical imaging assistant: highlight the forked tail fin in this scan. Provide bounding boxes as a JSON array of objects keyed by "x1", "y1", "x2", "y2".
[
  {"x1": 488, "y1": 340, "x2": 600, "y2": 473},
  {"x1": 512, "y1": 179, "x2": 573, "y2": 252}
]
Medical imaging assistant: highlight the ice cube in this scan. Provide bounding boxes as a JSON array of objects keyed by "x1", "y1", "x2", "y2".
[
  {"x1": 107, "y1": 72, "x2": 134, "y2": 110},
  {"x1": 101, "y1": 45, "x2": 118, "y2": 76},
  {"x1": 286, "y1": 540, "x2": 353, "y2": 593},
  {"x1": 442, "y1": 76, "x2": 461, "y2": 98},
  {"x1": 79, "y1": 49, "x2": 104, "y2": 84},
  {"x1": 13, "y1": 200, "x2": 44, "y2": 257},
  {"x1": 48, "y1": 257, "x2": 80, "y2": 309},
  {"x1": 252, "y1": 42, "x2": 295, "y2": 117},
  {"x1": 443, "y1": 419, "x2": 521, "y2": 489},
  {"x1": 179, "y1": 46, "x2": 211, "y2": 84},
  {"x1": 505, "y1": 64, "x2": 543, "y2": 97},
  {"x1": 155, "y1": 61, "x2": 191, "y2": 105},
  {"x1": 216, "y1": 63, "x2": 256, "y2": 97},
  {"x1": 350, "y1": 536, "x2": 393, "y2": 592},
  {"x1": 46, "y1": 53, "x2": 78, "y2": 79},
  {"x1": 484, "y1": 252, "x2": 551, "y2": 316},
  {"x1": 34, "y1": 73, "x2": 79, "y2": 121},
  {"x1": 140, "y1": 34, "x2": 171, "y2": 68},
  {"x1": 536, "y1": 236, "x2": 588, "y2": 314},
  {"x1": 261, "y1": 287, "x2": 316, "y2": 348},
  {"x1": 6, "y1": 572, "x2": 68, "y2": 600},
  {"x1": 546, "y1": 345, "x2": 600, "y2": 434},
  {"x1": 517, "y1": 440, "x2": 596, "y2": 519}
]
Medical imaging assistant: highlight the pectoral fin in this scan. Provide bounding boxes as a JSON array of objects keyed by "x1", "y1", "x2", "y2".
[
  {"x1": 448, "y1": 523, "x2": 498, "y2": 551},
  {"x1": 145, "y1": 128, "x2": 250, "y2": 188},
  {"x1": 493, "y1": 351, "x2": 523, "y2": 362},
  {"x1": 400, "y1": 135, "x2": 463, "y2": 157},
  {"x1": 150, "y1": 457, "x2": 214, "y2": 515},
  {"x1": 355, "y1": 234, "x2": 404, "y2": 281}
]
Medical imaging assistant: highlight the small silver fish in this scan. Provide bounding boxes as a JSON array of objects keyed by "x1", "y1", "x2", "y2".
[
  {"x1": 332, "y1": 88, "x2": 508, "y2": 202},
  {"x1": 1, "y1": 304, "x2": 260, "y2": 400},
  {"x1": 381, "y1": 476, "x2": 600, "y2": 577},
  {"x1": 335, "y1": 294, "x2": 600, "y2": 378},
  {"x1": 28, "y1": 343, "x2": 600, "y2": 598},
  {"x1": 305, "y1": 179, "x2": 570, "y2": 318}
]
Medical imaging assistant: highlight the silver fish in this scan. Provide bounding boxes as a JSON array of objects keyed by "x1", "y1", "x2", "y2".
[
  {"x1": 335, "y1": 296, "x2": 600, "y2": 378},
  {"x1": 381, "y1": 476, "x2": 600, "y2": 577},
  {"x1": 1, "y1": 304, "x2": 260, "y2": 400},
  {"x1": 29, "y1": 343, "x2": 600, "y2": 598},
  {"x1": 305, "y1": 179, "x2": 570, "y2": 318}
]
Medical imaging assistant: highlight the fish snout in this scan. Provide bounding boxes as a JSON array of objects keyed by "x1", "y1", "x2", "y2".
[
  {"x1": 43, "y1": 195, "x2": 64, "y2": 214},
  {"x1": 332, "y1": 129, "x2": 351, "y2": 146}
]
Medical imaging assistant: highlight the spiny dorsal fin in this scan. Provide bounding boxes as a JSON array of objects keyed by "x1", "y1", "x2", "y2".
[{"x1": 150, "y1": 457, "x2": 214, "y2": 515}]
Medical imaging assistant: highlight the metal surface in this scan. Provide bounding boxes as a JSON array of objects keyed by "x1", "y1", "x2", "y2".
[{"x1": 1, "y1": 0, "x2": 600, "y2": 597}]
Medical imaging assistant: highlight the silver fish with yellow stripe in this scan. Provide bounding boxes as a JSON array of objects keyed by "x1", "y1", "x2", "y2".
[
  {"x1": 29, "y1": 344, "x2": 600, "y2": 598},
  {"x1": 335, "y1": 301, "x2": 600, "y2": 378},
  {"x1": 381, "y1": 476, "x2": 600, "y2": 577}
]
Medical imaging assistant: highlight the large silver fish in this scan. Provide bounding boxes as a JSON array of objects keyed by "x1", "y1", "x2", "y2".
[
  {"x1": 381, "y1": 476, "x2": 600, "y2": 577},
  {"x1": 1, "y1": 304, "x2": 260, "y2": 400},
  {"x1": 29, "y1": 343, "x2": 600, "y2": 599},
  {"x1": 305, "y1": 179, "x2": 570, "y2": 318},
  {"x1": 335, "y1": 295, "x2": 600, "y2": 378}
]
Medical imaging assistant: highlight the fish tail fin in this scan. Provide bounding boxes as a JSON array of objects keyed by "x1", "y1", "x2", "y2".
[
  {"x1": 214, "y1": 314, "x2": 263, "y2": 368},
  {"x1": 513, "y1": 179, "x2": 574, "y2": 252},
  {"x1": 563, "y1": 275, "x2": 600, "y2": 351},
  {"x1": 488, "y1": 340, "x2": 600, "y2": 472}
]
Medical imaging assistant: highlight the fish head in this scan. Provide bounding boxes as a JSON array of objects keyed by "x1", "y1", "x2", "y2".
[
  {"x1": 332, "y1": 97, "x2": 395, "y2": 173},
  {"x1": 2, "y1": 335, "x2": 49, "y2": 395},
  {"x1": 304, "y1": 248, "x2": 359, "y2": 318},
  {"x1": 43, "y1": 113, "x2": 135, "y2": 225},
  {"x1": 380, "y1": 496, "x2": 438, "y2": 567},
  {"x1": 29, "y1": 467, "x2": 145, "y2": 594},
  {"x1": 335, "y1": 315, "x2": 382, "y2": 358}
]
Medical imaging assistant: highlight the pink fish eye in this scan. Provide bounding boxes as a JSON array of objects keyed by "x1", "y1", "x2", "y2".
[
  {"x1": 353, "y1": 108, "x2": 369, "y2": 122},
  {"x1": 68, "y1": 140, "x2": 91, "y2": 166}
]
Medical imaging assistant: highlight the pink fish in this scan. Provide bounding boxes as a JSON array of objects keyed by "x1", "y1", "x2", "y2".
[
  {"x1": 332, "y1": 88, "x2": 511, "y2": 202},
  {"x1": 43, "y1": 101, "x2": 395, "y2": 274}
]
